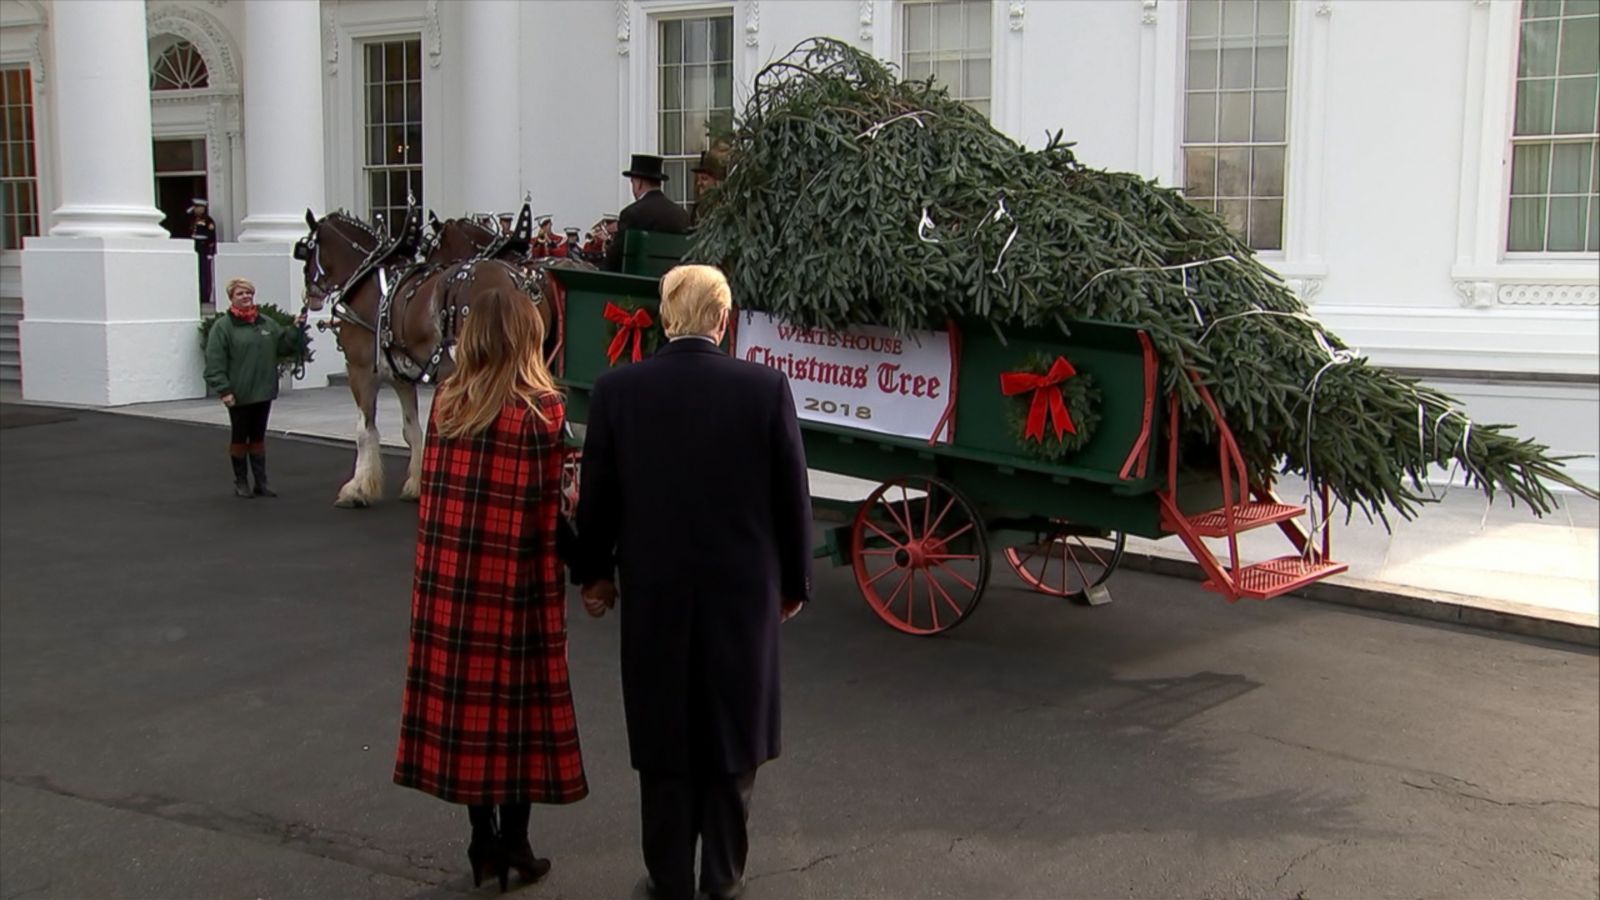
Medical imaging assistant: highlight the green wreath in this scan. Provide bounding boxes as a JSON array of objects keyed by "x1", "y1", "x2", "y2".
[
  {"x1": 198, "y1": 302, "x2": 315, "y2": 378},
  {"x1": 603, "y1": 300, "x2": 666, "y2": 366},
  {"x1": 1004, "y1": 352, "x2": 1101, "y2": 461}
]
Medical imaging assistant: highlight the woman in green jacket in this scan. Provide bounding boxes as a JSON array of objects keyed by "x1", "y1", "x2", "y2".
[{"x1": 204, "y1": 277, "x2": 310, "y2": 498}]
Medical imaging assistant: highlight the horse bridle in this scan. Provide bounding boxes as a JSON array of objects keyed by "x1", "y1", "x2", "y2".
[{"x1": 294, "y1": 220, "x2": 387, "y2": 334}]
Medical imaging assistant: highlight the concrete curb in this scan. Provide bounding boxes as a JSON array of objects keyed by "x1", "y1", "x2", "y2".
[{"x1": 1117, "y1": 548, "x2": 1599, "y2": 649}]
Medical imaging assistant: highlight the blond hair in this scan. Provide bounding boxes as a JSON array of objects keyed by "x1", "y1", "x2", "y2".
[
  {"x1": 224, "y1": 278, "x2": 256, "y2": 300},
  {"x1": 659, "y1": 265, "x2": 732, "y2": 338},
  {"x1": 432, "y1": 288, "x2": 561, "y2": 438}
]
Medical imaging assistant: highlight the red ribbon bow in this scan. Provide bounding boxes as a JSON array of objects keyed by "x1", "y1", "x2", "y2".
[
  {"x1": 1000, "y1": 357, "x2": 1079, "y2": 442},
  {"x1": 603, "y1": 302, "x2": 654, "y2": 365}
]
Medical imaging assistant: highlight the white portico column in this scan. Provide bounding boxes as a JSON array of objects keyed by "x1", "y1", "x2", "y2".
[
  {"x1": 460, "y1": 0, "x2": 523, "y2": 214},
  {"x1": 20, "y1": 0, "x2": 197, "y2": 406},
  {"x1": 238, "y1": 0, "x2": 326, "y2": 242},
  {"x1": 220, "y1": 0, "x2": 342, "y2": 388},
  {"x1": 47, "y1": 0, "x2": 166, "y2": 237}
]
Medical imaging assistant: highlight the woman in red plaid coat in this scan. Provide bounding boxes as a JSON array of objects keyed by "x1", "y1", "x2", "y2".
[{"x1": 394, "y1": 285, "x2": 587, "y2": 891}]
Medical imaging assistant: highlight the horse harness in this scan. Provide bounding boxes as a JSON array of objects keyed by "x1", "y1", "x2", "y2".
[{"x1": 300, "y1": 209, "x2": 546, "y2": 385}]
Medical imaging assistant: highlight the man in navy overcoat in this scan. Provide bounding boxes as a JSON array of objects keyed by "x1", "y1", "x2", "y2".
[{"x1": 576, "y1": 264, "x2": 813, "y2": 900}]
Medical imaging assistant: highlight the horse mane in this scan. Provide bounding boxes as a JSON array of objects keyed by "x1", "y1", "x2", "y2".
[{"x1": 328, "y1": 210, "x2": 383, "y2": 244}]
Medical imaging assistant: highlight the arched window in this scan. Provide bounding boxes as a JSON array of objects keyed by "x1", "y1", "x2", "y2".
[{"x1": 150, "y1": 39, "x2": 210, "y2": 91}]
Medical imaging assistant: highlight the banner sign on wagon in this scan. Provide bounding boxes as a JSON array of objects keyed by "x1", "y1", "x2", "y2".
[{"x1": 734, "y1": 311, "x2": 957, "y2": 443}]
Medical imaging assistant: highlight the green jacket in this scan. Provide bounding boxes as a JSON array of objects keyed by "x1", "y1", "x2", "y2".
[{"x1": 203, "y1": 312, "x2": 310, "y2": 405}]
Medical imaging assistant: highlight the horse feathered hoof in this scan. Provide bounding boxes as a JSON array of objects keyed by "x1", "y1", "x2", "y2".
[{"x1": 334, "y1": 495, "x2": 370, "y2": 509}]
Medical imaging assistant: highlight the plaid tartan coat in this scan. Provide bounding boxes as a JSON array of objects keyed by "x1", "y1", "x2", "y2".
[{"x1": 393, "y1": 393, "x2": 589, "y2": 806}]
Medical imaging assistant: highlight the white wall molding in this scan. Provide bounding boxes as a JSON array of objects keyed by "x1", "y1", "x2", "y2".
[
  {"x1": 744, "y1": 0, "x2": 760, "y2": 46},
  {"x1": 1135, "y1": 0, "x2": 1179, "y2": 182},
  {"x1": 146, "y1": 3, "x2": 240, "y2": 89},
  {"x1": 1496, "y1": 283, "x2": 1600, "y2": 307},
  {"x1": 1313, "y1": 304, "x2": 1600, "y2": 375},
  {"x1": 991, "y1": 0, "x2": 1023, "y2": 139},
  {"x1": 424, "y1": 0, "x2": 443, "y2": 69},
  {"x1": 1281, "y1": 0, "x2": 1332, "y2": 277},
  {"x1": 617, "y1": 0, "x2": 633, "y2": 55},
  {"x1": 323, "y1": 4, "x2": 340, "y2": 75},
  {"x1": 29, "y1": 27, "x2": 46, "y2": 93}
]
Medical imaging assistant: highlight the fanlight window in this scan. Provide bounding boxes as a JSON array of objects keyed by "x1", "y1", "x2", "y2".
[{"x1": 151, "y1": 40, "x2": 210, "y2": 91}]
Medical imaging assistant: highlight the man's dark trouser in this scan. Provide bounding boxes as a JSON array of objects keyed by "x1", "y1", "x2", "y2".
[
  {"x1": 640, "y1": 768, "x2": 756, "y2": 900},
  {"x1": 198, "y1": 252, "x2": 215, "y2": 306}
]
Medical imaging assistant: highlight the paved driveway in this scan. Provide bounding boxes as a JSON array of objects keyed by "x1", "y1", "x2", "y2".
[{"x1": 2, "y1": 411, "x2": 1595, "y2": 899}]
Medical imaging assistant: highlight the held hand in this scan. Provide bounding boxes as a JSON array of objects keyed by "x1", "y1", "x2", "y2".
[
  {"x1": 221, "y1": 393, "x2": 236, "y2": 408},
  {"x1": 294, "y1": 310, "x2": 309, "y2": 327},
  {"x1": 781, "y1": 598, "x2": 804, "y2": 623},
  {"x1": 582, "y1": 580, "x2": 617, "y2": 618}
]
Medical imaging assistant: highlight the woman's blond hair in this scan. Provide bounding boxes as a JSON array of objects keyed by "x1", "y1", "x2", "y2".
[
  {"x1": 659, "y1": 265, "x2": 732, "y2": 338},
  {"x1": 432, "y1": 288, "x2": 560, "y2": 438},
  {"x1": 224, "y1": 277, "x2": 256, "y2": 300}
]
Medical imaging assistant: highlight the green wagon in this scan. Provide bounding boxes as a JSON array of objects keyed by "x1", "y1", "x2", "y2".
[{"x1": 549, "y1": 233, "x2": 1347, "y2": 636}]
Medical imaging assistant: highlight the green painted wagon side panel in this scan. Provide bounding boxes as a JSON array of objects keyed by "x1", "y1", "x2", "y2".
[
  {"x1": 952, "y1": 318, "x2": 1157, "y2": 485},
  {"x1": 621, "y1": 230, "x2": 693, "y2": 278},
  {"x1": 551, "y1": 268, "x2": 666, "y2": 392},
  {"x1": 801, "y1": 427, "x2": 1222, "y2": 540}
]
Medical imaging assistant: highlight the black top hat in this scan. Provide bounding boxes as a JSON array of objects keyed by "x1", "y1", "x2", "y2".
[{"x1": 622, "y1": 154, "x2": 669, "y2": 182}]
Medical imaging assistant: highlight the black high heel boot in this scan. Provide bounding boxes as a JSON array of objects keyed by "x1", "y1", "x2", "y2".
[
  {"x1": 229, "y1": 446, "x2": 252, "y2": 499},
  {"x1": 248, "y1": 444, "x2": 277, "y2": 497},
  {"x1": 467, "y1": 804, "x2": 509, "y2": 891},
  {"x1": 498, "y1": 801, "x2": 552, "y2": 884}
]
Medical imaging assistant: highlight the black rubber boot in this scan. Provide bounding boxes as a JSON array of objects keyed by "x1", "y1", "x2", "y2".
[
  {"x1": 248, "y1": 450, "x2": 277, "y2": 497},
  {"x1": 230, "y1": 451, "x2": 253, "y2": 499}
]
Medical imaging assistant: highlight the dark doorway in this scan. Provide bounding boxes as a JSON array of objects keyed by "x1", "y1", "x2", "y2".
[{"x1": 153, "y1": 138, "x2": 207, "y2": 238}]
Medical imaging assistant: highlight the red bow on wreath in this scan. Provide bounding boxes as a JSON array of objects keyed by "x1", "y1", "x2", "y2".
[
  {"x1": 604, "y1": 302, "x2": 654, "y2": 365},
  {"x1": 1000, "y1": 357, "x2": 1079, "y2": 442}
]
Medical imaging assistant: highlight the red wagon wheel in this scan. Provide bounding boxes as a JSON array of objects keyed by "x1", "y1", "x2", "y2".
[
  {"x1": 851, "y1": 476, "x2": 989, "y2": 636},
  {"x1": 1003, "y1": 522, "x2": 1125, "y2": 604}
]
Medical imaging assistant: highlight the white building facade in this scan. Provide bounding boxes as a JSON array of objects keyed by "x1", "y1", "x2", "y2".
[{"x1": 2, "y1": 0, "x2": 1596, "y2": 486}]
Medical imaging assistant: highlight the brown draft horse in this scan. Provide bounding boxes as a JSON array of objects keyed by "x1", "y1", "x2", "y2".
[{"x1": 295, "y1": 208, "x2": 575, "y2": 507}]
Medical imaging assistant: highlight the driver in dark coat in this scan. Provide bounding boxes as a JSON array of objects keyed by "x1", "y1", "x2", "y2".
[
  {"x1": 604, "y1": 153, "x2": 691, "y2": 271},
  {"x1": 576, "y1": 264, "x2": 812, "y2": 900}
]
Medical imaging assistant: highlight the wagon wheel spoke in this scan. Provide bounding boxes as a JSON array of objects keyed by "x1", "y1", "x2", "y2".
[
  {"x1": 862, "y1": 561, "x2": 902, "y2": 588},
  {"x1": 925, "y1": 569, "x2": 967, "y2": 620},
  {"x1": 925, "y1": 495, "x2": 957, "y2": 538},
  {"x1": 863, "y1": 519, "x2": 908, "y2": 549},
  {"x1": 1063, "y1": 540, "x2": 1090, "y2": 590},
  {"x1": 923, "y1": 570, "x2": 941, "y2": 631},
  {"x1": 940, "y1": 521, "x2": 976, "y2": 545},
  {"x1": 929, "y1": 557, "x2": 978, "y2": 591},
  {"x1": 904, "y1": 566, "x2": 919, "y2": 629},
  {"x1": 879, "y1": 489, "x2": 914, "y2": 540},
  {"x1": 885, "y1": 569, "x2": 913, "y2": 612},
  {"x1": 1073, "y1": 536, "x2": 1110, "y2": 570}
]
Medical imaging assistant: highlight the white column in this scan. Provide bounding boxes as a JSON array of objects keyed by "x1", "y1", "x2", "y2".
[
  {"x1": 22, "y1": 0, "x2": 196, "y2": 406},
  {"x1": 238, "y1": 0, "x2": 326, "y2": 242},
  {"x1": 221, "y1": 0, "x2": 342, "y2": 389},
  {"x1": 460, "y1": 0, "x2": 522, "y2": 213},
  {"x1": 46, "y1": 0, "x2": 165, "y2": 238}
]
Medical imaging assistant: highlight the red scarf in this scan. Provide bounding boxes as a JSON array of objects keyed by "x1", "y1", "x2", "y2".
[{"x1": 228, "y1": 303, "x2": 259, "y2": 325}]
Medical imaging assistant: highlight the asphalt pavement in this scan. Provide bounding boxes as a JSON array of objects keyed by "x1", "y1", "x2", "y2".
[{"x1": 1, "y1": 409, "x2": 1596, "y2": 900}]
